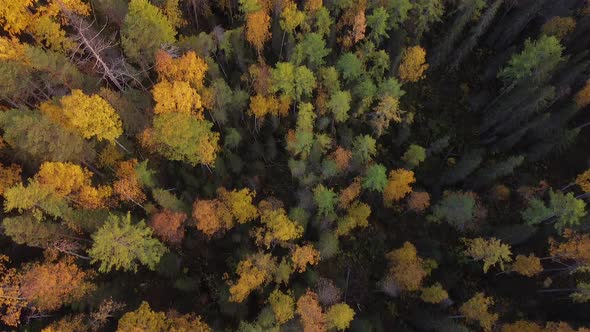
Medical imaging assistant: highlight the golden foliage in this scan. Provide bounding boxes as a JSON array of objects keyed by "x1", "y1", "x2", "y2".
[
  {"x1": 113, "y1": 159, "x2": 146, "y2": 204},
  {"x1": 217, "y1": 187, "x2": 259, "y2": 224},
  {"x1": 0, "y1": 163, "x2": 21, "y2": 196},
  {"x1": 291, "y1": 244, "x2": 320, "y2": 272},
  {"x1": 398, "y1": 46, "x2": 429, "y2": 83},
  {"x1": 542, "y1": 16, "x2": 576, "y2": 40},
  {"x1": 255, "y1": 207, "x2": 303, "y2": 248},
  {"x1": 383, "y1": 169, "x2": 415, "y2": 207},
  {"x1": 152, "y1": 80, "x2": 203, "y2": 117},
  {"x1": 228, "y1": 254, "x2": 275, "y2": 303},
  {"x1": 246, "y1": 10, "x2": 271, "y2": 53},
  {"x1": 162, "y1": 0, "x2": 186, "y2": 28},
  {"x1": 304, "y1": 0, "x2": 322, "y2": 13},
  {"x1": 269, "y1": 289, "x2": 295, "y2": 324},
  {"x1": 155, "y1": 50, "x2": 208, "y2": 89},
  {"x1": 20, "y1": 258, "x2": 94, "y2": 312},
  {"x1": 575, "y1": 169, "x2": 590, "y2": 193},
  {"x1": 420, "y1": 283, "x2": 449, "y2": 304},
  {"x1": 296, "y1": 290, "x2": 326, "y2": 332},
  {"x1": 40, "y1": 90, "x2": 123, "y2": 142},
  {"x1": 336, "y1": 201, "x2": 371, "y2": 236},
  {"x1": 501, "y1": 320, "x2": 543, "y2": 332},
  {"x1": 549, "y1": 229, "x2": 590, "y2": 267},
  {"x1": 385, "y1": 242, "x2": 428, "y2": 292},
  {"x1": 0, "y1": 0, "x2": 34, "y2": 36},
  {"x1": 0, "y1": 255, "x2": 26, "y2": 327},
  {"x1": 325, "y1": 303, "x2": 355, "y2": 331},
  {"x1": 459, "y1": 293, "x2": 498, "y2": 331},
  {"x1": 511, "y1": 254, "x2": 542, "y2": 277},
  {"x1": 249, "y1": 94, "x2": 279, "y2": 118},
  {"x1": 193, "y1": 199, "x2": 224, "y2": 237}
]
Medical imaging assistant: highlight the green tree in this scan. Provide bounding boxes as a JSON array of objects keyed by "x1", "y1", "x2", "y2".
[
  {"x1": 328, "y1": 90, "x2": 352, "y2": 123},
  {"x1": 498, "y1": 35, "x2": 563, "y2": 85},
  {"x1": 402, "y1": 144, "x2": 426, "y2": 169},
  {"x1": 522, "y1": 190, "x2": 587, "y2": 233},
  {"x1": 352, "y1": 135, "x2": 377, "y2": 165},
  {"x1": 336, "y1": 53, "x2": 363, "y2": 82},
  {"x1": 362, "y1": 164, "x2": 387, "y2": 192},
  {"x1": 89, "y1": 213, "x2": 167, "y2": 273},
  {"x1": 430, "y1": 191, "x2": 476, "y2": 231},
  {"x1": 121, "y1": 0, "x2": 176, "y2": 66},
  {"x1": 366, "y1": 7, "x2": 389, "y2": 44},
  {"x1": 313, "y1": 184, "x2": 337, "y2": 219},
  {"x1": 292, "y1": 33, "x2": 330, "y2": 68}
]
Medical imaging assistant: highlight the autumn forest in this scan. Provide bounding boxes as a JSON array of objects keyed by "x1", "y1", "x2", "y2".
[{"x1": 1, "y1": 0, "x2": 590, "y2": 331}]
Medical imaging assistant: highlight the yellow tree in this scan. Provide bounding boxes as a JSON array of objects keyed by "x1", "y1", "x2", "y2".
[
  {"x1": 40, "y1": 89, "x2": 123, "y2": 142},
  {"x1": 291, "y1": 244, "x2": 320, "y2": 272},
  {"x1": 246, "y1": 9, "x2": 271, "y2": 54},
  {"x1": 420, "y1": 283, "x2": 449, "y2": 304},
  {"x1": 113, "y1": 159, "x2": 147, "y2": 205},
  {"x1": 384, "y1": 242, "x2": 432, "y2": 292},
  {"x1": 152, "y1": 80, "x2": 203, "y2": 117},
  {"x1": 511, "y1": 254, "x2": 542, "y2": 277},
  {"x1": 464, "y1": 237, "x2": 512, "y2": 273},
  {"x1": 383, "y1": 169, "x2": 416, "y2": 207},
  {"x1": 575, "y1": 168, "x2": 590, "y2": 192},
  {"x1": 459, "y1": 293, "x2": 498, "y2": 331},
  {"x1": 398, "y1": 46, "x2": 429, "y2": 83},
  {"x1": 336, "y1": 201, "x2": 371, "y2": 236},
  {"x1": 325, "y1": 303, "x2": 355, "y2": 331},
  {"x1": 228, "y1": 253, "x2": 276, "y2": 303},
  {"x1": 0, "y1": 163, "x2": 21, "y2": 196},
  {"x1": 0, "y1": 255, "x2": 26, "y2": 327},
  {"x1": 254, "y1": 207, "x2": 303, "y2": 248},
  {"x1": 268, "y1": 289, "x2": 295, "y2": 324},
  {"x1": 217, "y1": 187, "x2": 259, "y2": 224},
  {"x1": 155, "y1": 50, "x2": 208, "y2": 88}
]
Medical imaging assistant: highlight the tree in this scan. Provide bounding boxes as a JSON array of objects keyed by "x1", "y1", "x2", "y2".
[
  {"x1": 313, "y1": 185, "x2": 337, "y2": 218},
  {"x1": 541, "y1": 17, "x2": 576, "y2": 40},
  {"x1": 366, "y1": 7, "x2": 389, "y2": 44},
  {"x1": 402, "y1": 144, "x2": 426, "y2": 169},
  {"x1": 255, "y1": 207, "x2": 303, "y2": 248},
  {"x1": 511, "y1": 254, "x2": 542, "y2": 277},
  {"x1": 325, "y1": 303, "x2": 355, "y2": 331},
  {"x1": 459, "y1": 293, "x2": 498, "y2": 331},
  {"x1": 420, "y1": 283, "x2": 449, "y2": 304},
  {"x1": 371, "y1": 96, "x2": 403, "y2": 136},
  {"x1": 351, "y1": 135, "x2": 377, "y2": 165},
  {"x1": 409, "y1": 0, "x2": 444, "y2": 38},
  {"x1": 217, "y1": 187, "x2": 259, "y2": 224},
  {"x1": 40, "y1": 90, "x2": 123, "y2": 142},
  {"x1": 501, "y1": 320, "x2": 542, "y2": 332},
  {"x1": 498, "y1": 36, "x2": 563, "y2": 85},
  {"x1": 0, "y1": 163, "x2": 21, "y2": 196},
  {"x1": 269, "y1": 289, "x2": 295, "y2": 324},
  {"x1": 296, "y1": 290, "x2": 326, "y2": 332},
  {"x1": 89, "y1": 213, "x2": 167, "y2": 272},
  {"x1": 121, "y1": 0, "x2": 176, "y2": 66},
  {"x1": 398, "y1": 46, "x2": 429, "y2": 83},
  {"x1": 292, "y1": 33, "x2": 330, "y2": 68},
  {"x1": 464, "y1": 237, "x2": 512, "y2": 273},
  {"x1": 117, "y1": 301, "x2": 168, "y2": 332},
  {"x1": 431, "y1": 191, "x2": 476, "y2": 231},
  {"x1": 229, "y1": 254, "x2": 275, "y2": 303},
  {"x1": 327, "y1": 90, "x2": 352, "y2": 123},
  {"x1": 20, "y1": 258, "x2": 94, "y2": 312},
  {"x1": 0, "y1": 108, "x2": 86, "y2": 163},
  {"x1": 0, "y1": 255, "x2": 27, "y2": 326},
  {"x1": 362, "y1": 164, "x2": 388, "y2": 192},
  {"x1": 113, "y1": 159, "x2": 147, "y2": 205},
  {"x1": 155, "y1": 50, "x2": 208, "y2": 88},
  {"x1": 522, "y1": 190, "x2": 586, "y2": 233},
  {"x1": 151, "y1": 112, "x2": 220, "y2": 166},
  {"x1": 152, "y1": 80, "x2": 203, "y2": 116},
  {"x1": 337, "y1": 201, "x2": 371, "y2": 236},
  {"x1": 383, "y1": 169, "x2": 415, "y2": 206},
  {"x1": 291, "y1": 244, "x2": 320, "y2": 272},
  {"x1": 407, "y1": 191, "x2": 430, "y2": 213},
  {"x1": 149, "y1": 209, "x2": 186, "y2": 245},
  {"x1": 384, "y1": 242, "x2": 431, "y2": 292},
  {"x1": 246, "y1": 9, "x2": 271, "y2": 53},
  {"x1": 192, "y1": 199, "x2": 224, "y2": 236},
  {"x1": 575, "y1": 169, "x2": 590, "y2": 192},
  {"x1": 336, "y1": 53, "x2": 363, "y2": 82},
  {"x1": 549, "y1": 230, "x2": 590, "y2": 270}
]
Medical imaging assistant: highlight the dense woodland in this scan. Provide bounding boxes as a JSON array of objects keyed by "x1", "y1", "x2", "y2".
[{"x1": 2, "y1": 0, "x2": 590, "y2": 330}]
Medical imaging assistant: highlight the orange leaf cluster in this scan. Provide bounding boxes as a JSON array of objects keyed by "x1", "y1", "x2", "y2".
[
  {"x1": 330, "y1": 146, "x2": 352, "y2": 172},
  {"x1": 246, "y1": 10, "x2": 271, "y2": 53},
  {"x1": 383, "y1": 169, "x2": 415, "y2": 207},
  {"x1": 407, "y1": 191, "x2": 430, "y2": 213},
  {"x1": 291, "y1": 244, "x2": 320, "y2": 272},
  {"x1": 149, "y1": 209, "x2": 187, "y2": 245},
  {"x1": 385, "y1": 242, "x2": 428, "y2": 292},
  {"x1": 575, "y1": 80, "x2": 590, "y2": 109},
  {"x1": 155, "y1": 50, "x2": 208, "y2": 89},
  {"x1": 113, "y1": 159, "x2": 146, "y2": 204},
  {"x1": 296, "y1": 290, "x2": 326, "y2": 332},
  {"x1": 338, "y1": 178, "x2": 361, "y2": 209},
  {"x1": 549, "y1": 229, "x2": 590, "y2": 267},
  {"x1": 0, "y1": 163, "x2": 21, "y2": 196}
]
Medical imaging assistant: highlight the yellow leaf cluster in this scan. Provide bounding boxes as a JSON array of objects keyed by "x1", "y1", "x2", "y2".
[
  {"x1": 229, "y1": 254, "x2": 274, "y2": 303},
  {"x1": 383, "y1": 169, "x2": 415, "y2": 207},
  {"x1": 459, "y1": 293, "x2": 498, "y2": 331},
  {"x1": 152, "y1": 80, "x2": 203, "y2": 117},
  {"x1": 217, "y1": 187, "x2": 259, "y2": 224},
  {"x1": 291, "y1": 244, "x2": 320, "y2": 272},
  {"x1": 249, "y1": 94, "x2": 279, "y2": 119},
  {"x1": 246, "y1": 10, "x2": 271, "y2": 53},
  {"x1": 269, "y1": 289, "x2": 295, "y2": 324},
  {"x1": 40, "y1": 90, "x2": 123, "y2": 142},
  {"x1": 325, "y1": 303, "x2": 355, "y2": 331},
  {"x1": 193, "y1": 188, "x2": 258, "y2": 237},
  {"x1": 511, "y1": 254, "x2": 542, "y2": 277},
  {"x1": 0, "y1": 0, "x2": 34, "y2": 36},
  {"x1": 385, "y1": 242, "x2": 428, "y2": 292},
  {"x1": 255, "y1": 207, "x2": 303, "y2": 248},
  {"x1": 398, "y1": 46, "x2": 429, "y2": 83},
  {"x1": 420, "y1": 283, "x2": 449, "y2": 303},
  {"x1": 336, "y1": 201, "x2": 370, "y2": 236},
  {"x1": 155, "y1": 50, "x2": 208, "y2": 89},
  {"x1": 0, "y1": 163, "x2": 22, "y2": 196}
]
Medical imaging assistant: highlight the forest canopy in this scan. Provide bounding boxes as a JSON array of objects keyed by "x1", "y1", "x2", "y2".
[{"x1": 1, "y1": 0, "x2": 590, "y2": 331}]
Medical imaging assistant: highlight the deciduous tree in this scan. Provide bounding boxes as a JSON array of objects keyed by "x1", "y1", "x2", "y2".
[
  {"x1": 459, "y1": 293, "x2": 498, "y2": 331},
  {"x1": 464, "y1": 237, "x2": 512, "y2": 273},
  {"x1": 398, "y1": 46, "x2": 429, "y2": 83}
]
